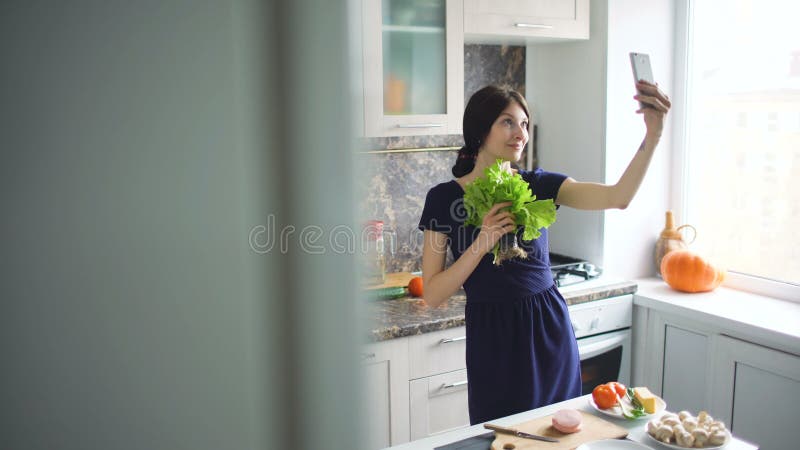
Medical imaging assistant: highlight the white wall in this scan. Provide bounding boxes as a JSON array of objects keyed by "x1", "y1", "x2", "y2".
[
  {"x1": 603, "y1": 0, "x2": 674, "y2": 277},
  {"x1": 526, "y1": 0, "x2": 675, "y2": 278},
  {"x1": 526, "y1": 0, "x2": 609, "y2": 266}
]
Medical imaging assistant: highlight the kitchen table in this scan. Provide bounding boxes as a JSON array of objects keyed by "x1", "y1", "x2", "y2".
[{"x1": 382, "y1": 394, "x2": 758, "y2": 450}]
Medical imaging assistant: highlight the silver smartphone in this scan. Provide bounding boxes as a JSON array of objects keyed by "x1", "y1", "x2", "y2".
[{"x1": 630, "y1": 52, "x2": 654, "y2": 108}]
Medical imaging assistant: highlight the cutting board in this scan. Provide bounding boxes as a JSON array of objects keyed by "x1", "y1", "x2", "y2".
[
  {"x1": 489, "y1": 411, "x2": 628, "y2": 450},
  {"x1": 362, "y1": 271, "x2": 417, "y2": 291}
]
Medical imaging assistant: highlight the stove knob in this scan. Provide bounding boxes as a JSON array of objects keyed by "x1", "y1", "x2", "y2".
[
  {"x1": 571, "y1": 321, "x2": 581, "y2": 333},
  {"x1": 590, "y1": 317, "x2": 600, "y2": 330},
  {"x1": 585, "y1": 263, "x2": 601, "y2": 277}
]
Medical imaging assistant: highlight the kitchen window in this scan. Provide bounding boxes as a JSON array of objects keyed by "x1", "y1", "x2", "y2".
[{"x1": 675, "y1": 0, "x2": 800, "y2": 294}]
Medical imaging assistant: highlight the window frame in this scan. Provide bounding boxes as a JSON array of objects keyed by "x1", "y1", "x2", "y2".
[{"x1": 674, "y1": 0, "x2": 800, "y2": 303}]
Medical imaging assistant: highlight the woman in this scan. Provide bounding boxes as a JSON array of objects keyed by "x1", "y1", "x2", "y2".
[{"x1": 417, "y1": 83, "x2": 670, "y2": 424}]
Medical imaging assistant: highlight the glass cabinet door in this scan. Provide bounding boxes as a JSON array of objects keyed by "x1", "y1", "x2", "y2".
[
  {"x1": 382, "y1": 0, "x2": 446, "y2": 115},
  {"x1": 361, "y1": 0, "x2": 463, "y2": 137}
]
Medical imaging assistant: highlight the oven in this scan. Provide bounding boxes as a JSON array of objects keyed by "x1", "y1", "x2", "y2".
[
  {"x1": 568, "y1": 294, "x2": 633, "y2": 395},
  {"x1": 549, "y1": 252, "x2": 632, "y2": 393}
]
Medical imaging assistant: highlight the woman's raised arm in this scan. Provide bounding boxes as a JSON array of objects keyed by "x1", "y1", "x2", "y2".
[{"x1": 555, "y1": 80, "x2": 671, "y2": 211}]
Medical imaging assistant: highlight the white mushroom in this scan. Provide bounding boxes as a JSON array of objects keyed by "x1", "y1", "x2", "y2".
[
  {"x1": 691, "y1": 428, "x2": 709, "y2": 447},
  {"x1": 662, "y1": 415, "x2": 681, "y2": 427},
  {"x1": 708, "y1": 429, "x2": 727, "y2": 446},
  {"x1": 682, "y1": 417, "x2": 698, "y2": 432},
  {"x1": 647, "y1": 419, "x2": 660, "y2": 435},
  {"x1": 697, "y1": 410, "x2": 713, "y2": 425},
  {"x1": 675, "y1": 430, "x2": 695, "y2": 448},
  {"x1": 709, "y1": 420, "x2": 727, "y2": 431},
  {"x1": 661, "y1": 412, "x2": 680, "y2": 422},
  {"x1": 678, "y1": 410, "x2": 692, "y2": 421},
  {"x1": 654, "y1": 424, "x2": 674, "y2": 443}
]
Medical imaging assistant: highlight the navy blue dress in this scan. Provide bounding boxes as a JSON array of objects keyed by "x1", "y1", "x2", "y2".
[{"x1": 418, "y1": 168, "x2": 582, "y2": 425}]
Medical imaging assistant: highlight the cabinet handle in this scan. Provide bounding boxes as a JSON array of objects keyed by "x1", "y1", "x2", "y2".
[
  {"x1": 514, "y1": 23, "x2": 554, "y2": 29},
  {"x1": 360, "y1": 352, "x2": 376, "y2": 360},
  {"x1": 440, "y1": 336, "x2": 466, "y2": 344},
  {"x1": 441, "y1": 380, "x2": 468, "y2": 389},
  {"x1": 395, "y1": 123, "x2": 445, "y2": 128}
]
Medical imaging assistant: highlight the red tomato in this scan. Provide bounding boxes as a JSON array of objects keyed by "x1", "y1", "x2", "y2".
[
  {"x1": 607, "y1": 381, "x2": 626, "y2": 398},
  {"x1": 408, "y1": 277, "x2": 424, "y2": 297},
  {"x1": 592, "y1": 384, "x2": 618, "y2": 410}
]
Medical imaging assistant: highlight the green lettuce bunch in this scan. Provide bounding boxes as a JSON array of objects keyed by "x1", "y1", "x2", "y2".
[{"x1": 463, "y1": 159, "x2": 557, "y2": 264}]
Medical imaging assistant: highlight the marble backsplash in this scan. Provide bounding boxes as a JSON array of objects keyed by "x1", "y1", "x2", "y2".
[
  {"x1": 358, "y1": 149, "x2": 457, "y2": 272},
  {"x1": 358, "y1": 44, "x2": 526, "y2": 273}
]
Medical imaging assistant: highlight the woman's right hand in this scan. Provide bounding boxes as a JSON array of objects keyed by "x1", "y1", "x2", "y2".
[{"x1": 475, "y1": 201, "x2": 516, "y2": 254}]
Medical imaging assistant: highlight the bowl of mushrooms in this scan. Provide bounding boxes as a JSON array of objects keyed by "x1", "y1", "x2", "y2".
[{"x1": 646, "y1": 410, "x2": 730, "y2": 449}]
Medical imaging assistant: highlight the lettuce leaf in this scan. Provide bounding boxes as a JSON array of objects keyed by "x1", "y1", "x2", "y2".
[{"x1": 463, "y1": 159, "x2": 557, "y2": 259}]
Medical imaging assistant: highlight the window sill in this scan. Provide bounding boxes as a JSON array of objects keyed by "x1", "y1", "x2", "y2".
[
  {"x1": 633, "y1": 277, "x2": 800, "y2": 357},
  {"x1": 722, "y1": 271, "x2": 800, "y2": 304}
]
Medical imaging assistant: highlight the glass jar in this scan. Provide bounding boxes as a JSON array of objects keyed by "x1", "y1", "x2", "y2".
[{"x1": 362, "y1": 220, "x2": 395, "y2": 285}]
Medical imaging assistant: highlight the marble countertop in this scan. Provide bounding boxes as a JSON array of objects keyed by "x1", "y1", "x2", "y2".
[{"x1": 366, "y1": 278, "x2": 638, "y2": 342}]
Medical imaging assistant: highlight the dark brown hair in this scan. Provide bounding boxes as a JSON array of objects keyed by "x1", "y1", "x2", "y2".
[{"x1": 452, "y1": 85, "x2": 530, "y2": 178}]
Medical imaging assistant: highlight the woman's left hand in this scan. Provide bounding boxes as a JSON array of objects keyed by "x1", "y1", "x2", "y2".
[{"x1": 634, "y1": 80, "x2": 671, "y2": 137}]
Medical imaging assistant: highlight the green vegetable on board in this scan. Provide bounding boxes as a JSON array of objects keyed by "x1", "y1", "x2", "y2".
[
  {"x1": 621, "y1": 387, "x2": 647, "y2": 420},
  {"x1": 462, "y1": 159, "x2": 557, "y2": 265}
]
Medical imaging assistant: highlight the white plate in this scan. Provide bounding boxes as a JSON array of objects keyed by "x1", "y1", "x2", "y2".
[
  {"x1": 576, "y1": 439, "x2": 652, "y2": 450},
  {"x1": 645, "y1": 430, "x2": 731, "y2": 449},
  {"x1": 588, "y1": 395, "x2": 667, "y2": 420}
]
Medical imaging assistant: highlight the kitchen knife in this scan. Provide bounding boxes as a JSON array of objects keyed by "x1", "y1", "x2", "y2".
[{"x1": 483, "y1": 423, "x2": 559, "y2": 443}]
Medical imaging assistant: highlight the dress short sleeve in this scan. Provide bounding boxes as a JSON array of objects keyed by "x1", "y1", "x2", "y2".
[
  {"x1": 521, "y1": 168, "x2": 569, "y2": 206},
  {"x1": 418, "y1": 182, "x2": 459, "y2": 234}
]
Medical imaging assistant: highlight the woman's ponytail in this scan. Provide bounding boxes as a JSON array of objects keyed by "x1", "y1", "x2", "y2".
[{"x1": 451, "y1": 145, "x2": 478, "y2": 178}]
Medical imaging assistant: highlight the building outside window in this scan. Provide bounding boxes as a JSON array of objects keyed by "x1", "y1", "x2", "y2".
[{"x1": 681, "y1": 0, "x2": 800, "y2": 287}]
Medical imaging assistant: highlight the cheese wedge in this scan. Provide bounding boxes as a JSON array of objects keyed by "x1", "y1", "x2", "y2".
[{"x1": 633, "y1": 387, "x2": 658, "y2": 413}]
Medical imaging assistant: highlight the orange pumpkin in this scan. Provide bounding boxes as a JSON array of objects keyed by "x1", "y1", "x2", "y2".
[{"x1": 660, "y1": 250, "x2": 726, "y2": 293}]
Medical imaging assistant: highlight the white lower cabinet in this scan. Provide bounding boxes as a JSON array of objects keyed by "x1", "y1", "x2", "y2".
[
  {"x1": 711, "y1": 335, "x2": 800, "y2": 450},
  {"x1": 408, "y1": 327, "x2": 470, "y2": 440},
  {"x1": 661, "y1": 324, "x2": 711, "y2": 413},
  {"x1": 635, "y1": 309, "x2": 716, "y2": 413},
  {"x1": 637, "y1": 304, "x2": 800, "y2": 450},
  {"x1": 409, "y1": 369, "x2": 470, "y2": 439},
  {"x1": 361, "y1": 338, "x2": 410, "y2": 449},
  {"x1": 361, "y1": 326, "x2": 470, "y2": 449}
]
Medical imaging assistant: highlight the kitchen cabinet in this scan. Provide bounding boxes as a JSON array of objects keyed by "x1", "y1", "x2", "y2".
[
  {"x1": 710, "y1": 335, "x2": 800, "y2": 450},
  {"x1": 360, "y1": 0, "x2": 464, "y2": 137},
  {"x1": 361, "y1": 338, "x2": 410, "y2": 448},
  {"x1": 662, "y1": 324, "x2": 710, "y2": 413},
  {"x1": 463, "y1": 0, "x2": 589, "y2": 44},
  {"x1": 408, "y1": 327, "x2": 469, "y2": 439},
  {"x1": 637, "y1": 309, "x2": 725, "y2": 416},
  {"x1": 409, "y1": 369, "x2": 469, "y2": 439},
  {"x1": 636, "y1": 299, "x2": 799, "y2": 450},
  {"x1": 360, "y1": 326, "x2": 470, "y2": 446}
]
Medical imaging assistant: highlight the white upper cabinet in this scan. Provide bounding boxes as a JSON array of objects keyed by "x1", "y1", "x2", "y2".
[
  {"x1": 361, "y1": 0, "x2": 464, "y2": 137},
  {"x1": 463, "y1": 0, "x2": 590, "y2": 44}
]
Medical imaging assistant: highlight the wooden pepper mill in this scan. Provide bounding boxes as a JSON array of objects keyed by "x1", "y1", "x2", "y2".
[{"x1": 655, "y1": 211, "x2": 696, "y2": 277}]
